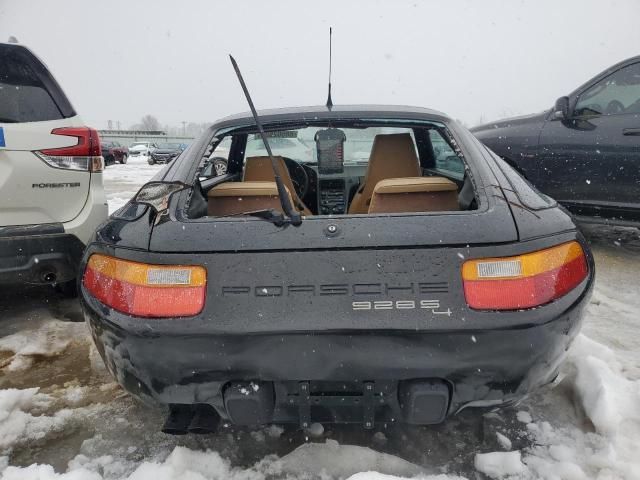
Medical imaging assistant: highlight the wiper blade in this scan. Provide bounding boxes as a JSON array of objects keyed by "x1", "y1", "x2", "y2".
[
  {"x1": 229, "y1": 55, "x2": 302, "y2": 226},
  {"x1": 223, "y1": 209, "x2": 287, "y2": 226}
]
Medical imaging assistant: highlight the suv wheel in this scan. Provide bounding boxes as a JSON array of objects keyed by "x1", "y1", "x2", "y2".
[{"x1": 120, "y1": 155, "x2": 128, "y2": 164}]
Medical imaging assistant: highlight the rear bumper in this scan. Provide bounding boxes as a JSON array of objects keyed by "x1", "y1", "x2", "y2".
[
  {"x1": 82, "y1": 286, "x2": 590, "y2": 425},
  {"x1": 0, "y1": 229, "x2": 85, "y2": 284}
]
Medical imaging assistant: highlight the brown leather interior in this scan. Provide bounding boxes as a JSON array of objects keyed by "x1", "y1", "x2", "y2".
[
  {"x1": 207, "y1": 181, "x2": 293, "y2": 217},
  {"x1": 368, "y1": 177, "x2": 460, "y2": 214},
  {"x1": 243, "y1": 156, "x2": 312, "y2": 216},
  {"x1": 348, "y1": 133, "x2": 421, "y2": 214}
]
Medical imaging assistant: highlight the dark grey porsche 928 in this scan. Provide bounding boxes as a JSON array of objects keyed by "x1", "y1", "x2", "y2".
[{"x1": 79, "y1": 105, "x2": 594, "y2": 434}]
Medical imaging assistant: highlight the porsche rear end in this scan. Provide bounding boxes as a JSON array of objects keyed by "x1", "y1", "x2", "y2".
[{"x1": 79, "y1": 202, "x2": 593, "y2": 432}]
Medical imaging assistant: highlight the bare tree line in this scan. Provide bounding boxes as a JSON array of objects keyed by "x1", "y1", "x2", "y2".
[{"x1": 129, "y1": 115, "x2": 210, "y2": 138}]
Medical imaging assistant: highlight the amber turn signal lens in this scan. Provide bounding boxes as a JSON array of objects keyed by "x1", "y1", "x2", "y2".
[
  {"x1": 82, "y1": 254, "x2": 206, "y2": 317},
  {"x1": 462, "y1": 241, "x2": 588, "y2": 310}
]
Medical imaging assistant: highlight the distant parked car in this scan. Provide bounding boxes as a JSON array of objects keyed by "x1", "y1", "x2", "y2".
[
  {"x1": 128, "y1": 142, "x2": 157, "y2": 159},
  {"x1": 101, "y1": 141, "x2": 128, "y2": 165},
  {"x1": 201, "y1": 156, "x2": 229, "y2": 176},
  {"x1": 472, "y1": 56, "x2": 640, "y2": 227},
  {"x1": 149, "y1": 142, "x2": 182, "y2": 164}
]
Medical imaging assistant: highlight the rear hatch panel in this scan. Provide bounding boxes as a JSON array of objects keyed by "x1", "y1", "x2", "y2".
[
  {"x1": 140, "y1": 184, "x2": 526, "y2": 333},
  {"x1": 151, "y1": 181, "x2": 517, "y2": 252},
  {"x1": 0, "y1": 43, "x2": 88, "y2": 227},
  {"x1": 0, "y1": 117, "x2": 91, "y2": 226}
]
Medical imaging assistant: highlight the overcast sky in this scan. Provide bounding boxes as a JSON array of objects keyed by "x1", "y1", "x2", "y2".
[{"x1": 1, "y1": 0, "x2": 638, "y2": 129}]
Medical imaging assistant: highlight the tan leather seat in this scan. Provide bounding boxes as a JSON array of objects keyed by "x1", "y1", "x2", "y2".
[
  {"x1": 348, "y1": 133, "x2": 421, "y2": 214},
  {"x1": 207, "y1": 181, "x2": 293, "y2": 217},
  {"x1": 368, "y1": 177, "x2": 459, "y2": 214},
  {"x1": 243, "y1": 156, "x2": 312, "y2": 216}
]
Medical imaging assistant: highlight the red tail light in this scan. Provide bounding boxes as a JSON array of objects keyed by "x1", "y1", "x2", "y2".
[
  {"x1": 462, "y1": 241, "x2": 588, "y2": 310},
  {"x1": 36, "y1": 127, "x2": 103, "y2": 172},
  {"x1": 82, "y1": 254, "x2": 206, "y2": 317}
]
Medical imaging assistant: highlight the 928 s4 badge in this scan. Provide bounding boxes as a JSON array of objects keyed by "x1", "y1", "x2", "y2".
[{"x1": 352, "y1": 299, "x2": 452, "y2": 316}]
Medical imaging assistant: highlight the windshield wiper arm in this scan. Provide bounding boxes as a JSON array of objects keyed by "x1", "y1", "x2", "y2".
[
  {"x1": 229, "y1": 55, "x2": 302, "y2": 226},
  {"x1": 223, "y1": 209, "x2": 286, "y2": 226}
]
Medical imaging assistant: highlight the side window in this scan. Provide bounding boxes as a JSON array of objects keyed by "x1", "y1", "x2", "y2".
[
  {"x1": 429, "y1": 129, "x2": 465, "y2": 178},
  {"x1": 575, "y1": 63, "x2": 640, "y2": 117},
  {"x1": 201, "y1": 136, "x2": 231, "y2": 177}
]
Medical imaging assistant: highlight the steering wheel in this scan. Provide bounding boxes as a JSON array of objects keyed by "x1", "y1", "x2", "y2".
[
  {"x1": 605, "y1": 100, "x2": 625, "y2": 114},
  {"x1": 283, "y1": 157, "x2": 309, "y2": 198}
]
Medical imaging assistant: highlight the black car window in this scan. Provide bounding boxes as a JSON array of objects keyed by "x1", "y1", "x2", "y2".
[
  {"x1": 0, "y1": 47, "x2": 64, "y2": 123},
  {"x1": 200, "y1": 136, "x2": 231, "y2": 178},
  {"x1": 575, "y1": 62, "x2": 640, "y2": 117},
  {"x1": 429, "y1": 129, "x2": 465, "y2": 179}
]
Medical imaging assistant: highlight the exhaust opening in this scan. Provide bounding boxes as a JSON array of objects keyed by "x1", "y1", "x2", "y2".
[
  {"x1": 162, "y1": 404, "x2": 193, "y2": 435},
  {"x1": 42, "y1": 271, "x2": 57, "y2": 283}
]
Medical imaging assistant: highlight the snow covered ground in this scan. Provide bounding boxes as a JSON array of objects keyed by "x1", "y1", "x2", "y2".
[
  {"x1": 0, "y1": 157, "x2": 639, "y2": 479},
  {"x1": 102, "y1": 155, "x2": 166, "y2": 214}
]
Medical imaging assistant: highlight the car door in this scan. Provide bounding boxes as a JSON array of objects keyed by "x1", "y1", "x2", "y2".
[{"x1": 537, "y1": 61, "x2": 640, "y2": 221}]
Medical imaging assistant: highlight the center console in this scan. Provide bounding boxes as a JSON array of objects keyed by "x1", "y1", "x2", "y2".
[{"x1": 318, "y1": 179, "x2": 346, "y2": 215}]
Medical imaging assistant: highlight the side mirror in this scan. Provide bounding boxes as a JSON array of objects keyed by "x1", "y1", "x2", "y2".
[
  {"x1": 553, "y1": 96, "x2": 571, "y2": 120},
  {"x1": 132, "y1": 181, "x2": 190, "y2": 214}
]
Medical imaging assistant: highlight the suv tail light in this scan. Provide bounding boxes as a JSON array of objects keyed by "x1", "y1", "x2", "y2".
[
  {"x1": 36, "y1": 127, "x2": 104, "y2": 172},
  {"x1": 462, "y1": 241, "x2": 588, "y2": 310},
  {"x1": 82, "y1": 254, "x2": 206, "y2": 317}
]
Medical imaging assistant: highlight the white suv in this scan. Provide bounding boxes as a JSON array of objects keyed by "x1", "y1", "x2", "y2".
[
  {"x1": 128, "y1": 142, "x2": 157, "y2": 159},
  {"x1": 0, "y1": 41, "x2": 108, "y2": 292}
]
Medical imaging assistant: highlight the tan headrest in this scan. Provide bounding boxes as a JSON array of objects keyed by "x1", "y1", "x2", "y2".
[
  {"x1": 206, "y1": 181, "x2": 294, "y2": 217},
  {"x1": 366, "y1": 133, "x2": 421, "y2": 182},
  {"x1": 368, "y1": 176, "x2": 459, "y2": 214},
  {"x1": 373, "y1": 177, "x2": 458, "y2": 194},
  {"x1": 348, "y1": 133, "x2": 421, "y2": 214},
  {"x1": 244, "y1": 156, "x2": 287, "y2": 181}
]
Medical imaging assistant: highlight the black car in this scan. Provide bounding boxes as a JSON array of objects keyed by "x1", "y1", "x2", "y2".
[
  {"x1": 149, "y1": 142, "x2": 182, "y2": 164},
  {"x1": 79, "y1": 105, "x2": 594, "y2": 434},
  {"x1": 472, "y1": 56, "x2": 640, "y2": 227}
]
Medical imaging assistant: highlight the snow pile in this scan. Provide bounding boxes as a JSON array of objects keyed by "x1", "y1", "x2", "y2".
[
  {"x1": 274, "y1": 439, "x2": 424, "y2": 478},
  {"x1": 1, "y1": 443, "x2": 467, "y2": 480},
  {"x1": 494, "y1": 432, "x2": 512, "y2": 451},
  {"x1": 569, "y1": 335, "x2": 640, "y2": 439},
  {"x1": 64, "y1": 386, "x2": 89, "y2": 405},
  {"x1": 474, "y1": 334, "x2": 640, "y2": 479},
  {"x1": 474, "y1": 451, "x2": 524, "y2": 478},
  {"x1": 2, "y1": 464, "x2": 101, "y2": 480},
  {"x1": 0, "y1": 320, "x2": 84, "y2": 371},
  {"x1": 0, "y1": 388, "x2": 72, "y2": 454}
]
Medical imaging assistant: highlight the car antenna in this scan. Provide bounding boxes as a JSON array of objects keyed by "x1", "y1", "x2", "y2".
[
  {"x1": 326, "y1": 27, "x2": 333, "y2": 110},
  {"x1": 229, "y1": 55, "x2": 302, "y2": 226}
]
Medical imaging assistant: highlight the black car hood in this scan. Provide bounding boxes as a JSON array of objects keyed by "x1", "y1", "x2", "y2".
[{"x1": 471, "y1": 110, "x2": 549, "y2": 133}]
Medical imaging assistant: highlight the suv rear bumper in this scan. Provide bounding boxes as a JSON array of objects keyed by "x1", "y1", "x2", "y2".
[{"x1": 0, "y1": 228, "x2": 85, "y2": 285}]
